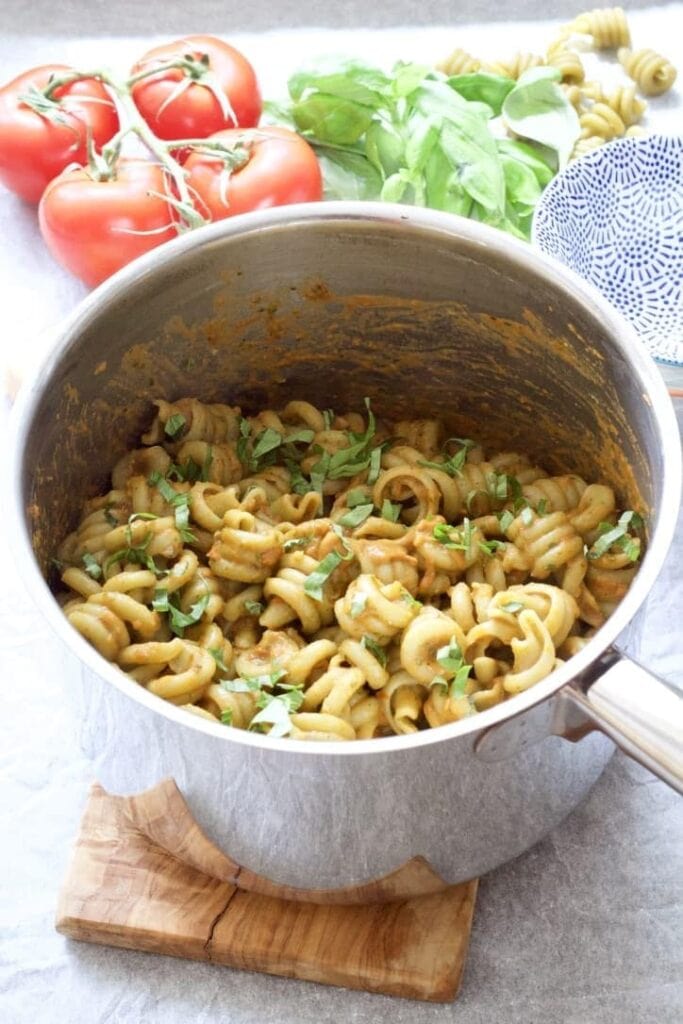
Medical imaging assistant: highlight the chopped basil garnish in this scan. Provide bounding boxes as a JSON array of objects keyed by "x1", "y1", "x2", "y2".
[
  {"x1": 82, "y1": 553, "x2": 102, "y2": 579},
  {"x1": 249, "y1": 687, "x2": 304, "y2": 738},
  {"x1": 588, "y1": 510, "x2": 644, "y2": 562},
  {"x1": 338, "y1": 503, "x2": 373, "y2": 529},
  {"x1": 148, "y1": 472, "x2": 196, "y2": 543},
  {"x1": 501, "y1": 600, "x2": 524, "y2": 613},
  {"x1": 152, "y1": 589, "x2": 209, "y2": 636},
  {"x1": 283, "y1": 536, "x2": 311, "y2": 552},
  {"x1": 349, "y1": 592, "x2": 368, "y2": 618},
  {"x1": 479, "y1": 538, "x2": 505, "y2": 557},
  {"x1": 222, "y1": 665, "x2": 287, "y2": 693},
  {"x1": 433, "y1": 639, "x2": 472, "y2": 699},
  {"x1": 433, "y1": 519, "x2": 474, "y2": 552},
  {"x1": 220, "y1": 708, "x2": 233, "y2": 726},
  {"x1": 164, "y1": 413, "x2": 187, "y2": 439},
  {"x1": 244, "y1": 600, "x2": 264, "y2": 616},
  {"x1": 360, "y1": 634, "x2": 387, "y2": 667},
  {"x1": 346, "y1": 488, "x2": 369, "y2": 508},
  {"x1": 322, "y1": 409, "x2": 334, "y2": 430},
  {"x1": 498, "y1": 509, "x2": 515, "y2": 532},
  {"x1": 536, "y1": 498, "x2": 548, "y2": 516},
  {"x1": 381, "y1": 499, "x2": 401, "y2": 522},
  {"x1": 209, "y1": 647, "x2": 231, "y2": 673},
  {"x1": 419, "y1": 439, "x2": 473, "y2": 477},
  {"x1": 303, "y1": 545, "x2": 352, "y2": 602},
  {"x1": 104, "y1": 507, "x2": 119, "y2": 527},
  {"x1": 104, "y1": 526, "x2": 162, "y2": 576}
]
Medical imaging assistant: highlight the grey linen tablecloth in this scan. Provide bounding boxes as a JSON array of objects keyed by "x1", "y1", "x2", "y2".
[{"x1": 1, "y1": 7, "x2": 682, "y2": 1023}]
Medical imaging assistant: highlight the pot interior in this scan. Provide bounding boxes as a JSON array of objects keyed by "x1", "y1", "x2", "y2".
[{"x1": 22, "y1": 212, "x2": 661, "y2": 575}]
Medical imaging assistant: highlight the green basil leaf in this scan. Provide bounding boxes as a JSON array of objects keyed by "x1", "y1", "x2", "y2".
[
  {"x1": 294, "y1": 94, "x2": 376, "y2": 145},
  {"x1": 220, "y1": 708, "x2": 233, "y2": 726},
  {"x1": 316, "y1": 147, "x2": 383, "y2": 200},
  {"x1": 304, "y1": 550, "x2": 344, "y2": 602},
  {"x1": 244, "y1": 600, "x2": 264, "y2": 616},
  {"x1": 496, "y1": 137, "x2": 556, "y2": 186},
  {"x1": 164, "y1": 413, "x2": 186, "y2": 439},
  {"x1": 364, "y1": 119, "x2": 405, "y2": 177},
  {"x1": 350, "y1": 592, "x2": 368, "y2": 618},
  {"x1": 82, "y1": 553, "x2": 102, "y2": 579},
  {"x1": 447, "y1": 72, "x2": 515, "y2": 115},
  {"x1": 209, "y1": 647, "x2": 230, "y2": 673},
  {"x1": 381, "y1": 499, "x2": 401, "y2": 522},
  {"x1": 502, "y1": 66, "x2": 580, "y2": 168},
  {"x1": 346, "y1": 488, "x2": 370, "y2": 508},
  {"x1": 361, "y1": 634, "x2": 387, "y2": 667},
  {"x1": 338, "y1": 503, "x2": 374, "y2": 529}
]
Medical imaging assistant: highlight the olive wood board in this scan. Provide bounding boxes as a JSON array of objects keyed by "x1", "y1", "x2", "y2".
[{"x1": 56, "y1": 780, "x2": 479, "y2": 1002}]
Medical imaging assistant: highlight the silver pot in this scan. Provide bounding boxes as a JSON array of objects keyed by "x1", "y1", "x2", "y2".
[{"x1": 10, "y1": 204, "x2": 683, "y2": 891}]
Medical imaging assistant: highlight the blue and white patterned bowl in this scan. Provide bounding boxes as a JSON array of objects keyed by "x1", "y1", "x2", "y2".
[{"x1": 532, "y1": 134, "x2": 683, "y2": 369}]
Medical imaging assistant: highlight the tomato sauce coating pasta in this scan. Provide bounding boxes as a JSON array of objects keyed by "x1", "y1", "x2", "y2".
[{"x1": 55, "y1": 398, "x2": 644, "y2": 741}]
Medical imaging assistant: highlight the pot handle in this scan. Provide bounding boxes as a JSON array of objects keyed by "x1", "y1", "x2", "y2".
[{"x1": 558, "y1": 648, "x2": 683, "y2": 794}]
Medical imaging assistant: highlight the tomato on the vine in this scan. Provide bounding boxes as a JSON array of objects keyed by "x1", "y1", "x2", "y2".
[
  {"x1": 184, "y1": 126, "x2": 322, "y2": 221},
  {"x1": 130, "y1": 36, "x2": 262, "y2": 142},
  {"x1": 38, "y1": 159, "x2": 178, "y2": 287},
  {"x1": 0, "y1": 65, "x2": 119, "y2": 204}
]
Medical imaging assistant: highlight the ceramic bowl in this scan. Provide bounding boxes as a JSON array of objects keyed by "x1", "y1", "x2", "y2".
[{"x1": 532, "y1": 134, "x2": 683, "y2": 373}]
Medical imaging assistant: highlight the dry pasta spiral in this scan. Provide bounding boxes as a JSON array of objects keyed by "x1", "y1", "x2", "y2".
[
  {"x1": 571, "y1": 7, "x2": 631, "y2": 49},
  {"x1": 436, "y1": 48, "x2": 481, "y2": 76},
  {"x1": 618, "y1": 47, "x2": 677, "y2": 96}
]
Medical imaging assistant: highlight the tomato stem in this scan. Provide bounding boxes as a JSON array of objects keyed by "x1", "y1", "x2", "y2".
[{"x1": 40, "y1": 66, "x2": 208, "y2": 230}]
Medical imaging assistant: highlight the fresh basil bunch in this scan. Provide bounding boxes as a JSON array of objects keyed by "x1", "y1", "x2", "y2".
[{"x1": 266, "y1": 59, "x2": 579, "y2": 239}]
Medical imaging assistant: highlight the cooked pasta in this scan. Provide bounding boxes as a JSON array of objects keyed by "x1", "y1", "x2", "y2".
[
  {"x1": 54, "y1": 398, "x2": 645, "y2": 741},
  {"x1": 618, "y1": 47, "x2": 677, "y2": 96}
]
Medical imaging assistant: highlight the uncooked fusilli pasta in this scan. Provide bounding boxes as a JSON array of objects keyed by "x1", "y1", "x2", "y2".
[
  {"x1": 618, "y1": 46, "x2": 677, "y2": 96},
  {"x1": 55, "y1": 398, "x2": 645, "y2": 742}
]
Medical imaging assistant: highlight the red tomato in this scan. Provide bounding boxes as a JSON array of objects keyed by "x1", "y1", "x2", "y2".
[
  {"x1": 130, "y1": 36, "x2": 261, "y2": 142},
  {"x1": 38, "y1": 159, "x2": 178, "y2": 287},
  {"x1": 0, "y1": 65, "x2": 119, "y2": 204},
  {"x1": 184, "y1": 127, "x2": 322, "y2": 221}
]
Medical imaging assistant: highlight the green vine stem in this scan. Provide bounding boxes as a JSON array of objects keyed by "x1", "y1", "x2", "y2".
[{"x1": 37, "y1": 62, "x2": 251, "y2": 231}]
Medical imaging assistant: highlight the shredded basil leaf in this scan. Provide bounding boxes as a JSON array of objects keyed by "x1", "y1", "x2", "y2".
[
  {"x1": 361, "y1": 634, "x2": 387, "y2": 667},
  {"x1": 304, "y1": 549, "x2": 346, "y2": 601},
  {"x1": 588, "y1": 510, "x2": 644, "y2": 561},
  {"x1": 338, "y1": 503, "x2": 374, "y2": 528},
  {"x1": 244, "y1": 600, "x2": 264, "y2": 616},
  {"x1": 283, "y1": 536, "x2": 312, "y2": 552},
  {"x1": 381, "y1": 499, "x2": 401, "y2": 522},
  {"x1": 501, "y1": 600, "x2": 524, "y2": 613},
  {"x1": 350, "y1": 592, "x2": 368, "y2": 618},
  {"x1": 82, "y1": 553, "x2": 102, "y2": 579},
  {"x1": 165, "y1": 413, "x2": 187, "y2": 439},
  {"x1": 209, "y1": 647, "x2": 231, "y2": 673},
  {"x1": 346, "y1": 488, "x2": 369, "y2": 508},
  {"x1": 220, "y1": 708, "x2": 233, "y2": 726}
]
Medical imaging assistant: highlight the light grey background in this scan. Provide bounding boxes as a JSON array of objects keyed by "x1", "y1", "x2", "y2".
[
  {"x1": 0, "y1": 0, "x2": 669, "y2": 35},
  {"x1": 1, "y1": 5, "x2": 682, "y2": 1024}
]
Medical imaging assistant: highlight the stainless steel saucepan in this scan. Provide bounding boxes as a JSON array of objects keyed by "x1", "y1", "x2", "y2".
[{"x1": 10, "y1": 204, "x2": 682, "y2": 891}]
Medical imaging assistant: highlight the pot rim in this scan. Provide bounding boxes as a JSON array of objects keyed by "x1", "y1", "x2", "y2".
[{"x1": 9, "y1": 201, "x2": 682, "y2": 757}]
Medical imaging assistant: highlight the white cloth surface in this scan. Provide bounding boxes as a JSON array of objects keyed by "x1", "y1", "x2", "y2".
[{"x1": 1, "y1": 9, "x2": 682, "y2": 1024}]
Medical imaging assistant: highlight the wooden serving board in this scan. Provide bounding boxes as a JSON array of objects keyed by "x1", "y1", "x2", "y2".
[{"x1": 56, "y1": 781, "x2": 478, "y2": 1002}]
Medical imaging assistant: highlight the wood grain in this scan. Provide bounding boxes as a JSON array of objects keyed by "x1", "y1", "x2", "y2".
[{"x1": 56, "y1": 781, "x2": 478, "y2": 1002}]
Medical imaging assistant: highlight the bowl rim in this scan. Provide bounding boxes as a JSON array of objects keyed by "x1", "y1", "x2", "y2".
[
  {"x1": 9, "y1": 201, "x2": 682, "y2": 757},
  {"x1": 531, "y1": 133, "x2": 683, "y2": 367}
]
